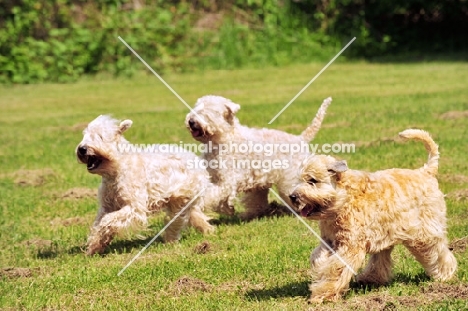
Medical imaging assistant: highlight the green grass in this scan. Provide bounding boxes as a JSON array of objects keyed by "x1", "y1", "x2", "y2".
[{"x1": 1, "y1": 62, "x2": 468, "y2": 310}]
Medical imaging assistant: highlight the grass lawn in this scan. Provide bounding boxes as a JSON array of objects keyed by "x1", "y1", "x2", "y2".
[{"x1": 0, "y1": 61, "x2": 467, "y2": 310}]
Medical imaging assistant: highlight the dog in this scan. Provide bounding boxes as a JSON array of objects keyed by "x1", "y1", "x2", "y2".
[
  {"x1": 76, "y1": 115, "x2": 215, "y2": 255},
  {"x1": 289, "y1": 129, "x2": 457, "y2": 303},
  {"x1": 185, "y1": 95, "x2": 332, "y2": 219}
]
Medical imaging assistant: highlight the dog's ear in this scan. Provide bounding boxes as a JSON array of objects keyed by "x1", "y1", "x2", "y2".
[
  {"x1": 327, "y1": 160, "x2": 348, "y2": 173},
  {"x1": 225, "y1": 101, "x2": 240, "y2": 115},
  {"x1": 119, "y1": 120, "x2": 132, "y2": 134},
  {"x1": 224, "y1": 101, "x2": 240, "y2": 124}
]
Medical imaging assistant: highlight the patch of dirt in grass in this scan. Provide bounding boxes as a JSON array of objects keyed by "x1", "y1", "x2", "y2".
[
  {"x1": 351, "y1": 137, "x2": 395, "y2": 148},
  {"x1": 170, "y1": 276, "x2": 212, "y2": 296},
  {"x1": 0, "y1": 267, "x2": 33, "y2": 278},
  {"x1": 440, "y1": 174, "x2": 468, "y2": 184},
  {"x1": 23, "y1": 238, "x2": 53, "y2": 248},
  {"x1": 194, "y1": 12, "x2": 224, "y2": 30},
  {"x1": 9, "y1": 168, "x2": 58, "y2": 186},
  {"x1": 278, "y1": 121, "x2": 351, "y2": 133},
  {"x1": 69, "y1": 122, "x2": 89, "y2": 132},
  {"x1": 422, "y1": 282, "x2": 468, "y2": 299},
  {"x1": 50, "y1": 216, "x2": 89, "y2": 227},
  {"x1": 449, "y1": 236, "x2": 468, "y2": 253},
  {"x1": 60, "y1": 187, "x2": 96, "y2": 200},
  {"x1": 168, "y1": 278, "x2": 263, "y2": 297},
  {"x1": 439, "y1": 110, "x2": 468, "y2": 120},
  {"x1": 322, "y1": 121, "x2": 352, "y2": 129},
  {"x1": 277, "y1": 124, "x2": 305, "y2": 132},
  {"x1": 421, "y1": 282, "x2": 468, "y2": 299},
  {"x1": 355, "y1": 294, "x2": 401, "y2": 310},
  {"x1": 447, "y1": 189, "x2": 468, "y2": 201},
  {"x1": 193, "y1": 241, "x2": 211, "y2": 254},
  {"x1": 313, "y1": 283, "x2": 468, "y2": 310},
  {"x1": 314, "y1": 294, "x2": 421, "y2": 311},
  {"x1": 22, "y1": 238, "x2": 58, "y2": 258},
  {"x1": 312, "y1": 293, "x2": 397, "y2": 311}
]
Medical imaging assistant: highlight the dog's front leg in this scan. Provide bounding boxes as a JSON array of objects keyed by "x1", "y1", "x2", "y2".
[
  {"x1": 310, "y1": 243, "x2": 333, "y2": 270},
  {"x1": 309, "y1": 244, "x2": 366, "y2": 303},
  {"x1": 189, "y1": 203, "x2": 215, "y2": 234},
  {"x1": 203, "y1": 183, "x2": 235, "y2": 215},
  {"x1": 86, "y1": 206, "x2": 109, "y2": 255},
  {"x1": 163, "y1": 206, "x2": 190, "y2": 243},
  {"x1": 86, "y1": 204, "x2": 147, "y2": 255}
]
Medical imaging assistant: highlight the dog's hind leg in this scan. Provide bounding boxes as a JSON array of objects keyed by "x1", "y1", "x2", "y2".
[
  {"x1": 356, "y1": 246, "x2": 394, "y2": 285},
  {"x1": 240, "y1": 188, "x2": 270, "y2": 220},
  {"x1": 404, "y1": 239, "x2": 457, "y2": 281}
]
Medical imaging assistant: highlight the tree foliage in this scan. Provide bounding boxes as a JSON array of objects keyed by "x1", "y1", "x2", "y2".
[
  {"x1": 0, "y1": 0, "x2": 467, "y2": 83},
  {"x1": 295, "y1": 0, "x2": 468, "y2": 56}
]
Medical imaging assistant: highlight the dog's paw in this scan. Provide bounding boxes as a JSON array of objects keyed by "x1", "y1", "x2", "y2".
[
  {"x1": 308, "y1": 296, "x2": 324, "y2": 304},
  {"x1": 86, "y1": 244, "x2": 105, "y2": 256}
]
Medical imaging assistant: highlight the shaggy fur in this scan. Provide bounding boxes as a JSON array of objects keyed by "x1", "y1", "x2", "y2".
[
  {"x1": 185, "y1": 95, "x2": 332, "y2": 219},
  {"x1": 76, "y1": 115, "x2": 215, "y2": 255},
  {"x1": 289, "y1": 129, "x2": 457, "y2": 303}
]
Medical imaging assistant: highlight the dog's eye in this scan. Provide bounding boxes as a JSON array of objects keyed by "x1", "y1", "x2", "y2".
[{"x1": 308, "y1": 177, "x2": 318, "y2": 184}]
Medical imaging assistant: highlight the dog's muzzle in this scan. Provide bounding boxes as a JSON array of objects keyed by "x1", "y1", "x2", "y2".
[
  {"x1": 299, "y1": 203, "x2": 322, "y2": 217},
  {"x1": 188, "y1": 118, "x2": 203, "y2": 138},
  {"x1": 86, "y1": 156, "x2": 102, "y2": 171},
  {"x1": 77, "y1": 145, "x2": 87, "y2": 157},
  {"x1": 77, "y1": 145, "x2": 102, "y2": 171},
  {"x1": 289, "y1": 193, "x2": 322, "y2": 217}
]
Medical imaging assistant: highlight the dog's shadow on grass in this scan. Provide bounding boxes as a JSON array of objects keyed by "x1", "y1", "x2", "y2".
[
  {"x1": 245, "y1": 272, "x2": 430, "y2": 301},
  {"x1": 212, "y1": 201, "x2": 294, "y2": 226},
  {"x1": 66, "y1": 245, "x2": 86, "y2": 256},
  {"x1": 209, "y1": 214, "x2": 243, "y2": 226},
  {"x1": 36, "y1": 246, "x2": 59, "y2": 259},
  {"x1": 245, "y1": 280, "x2": 310, "y2": 301},
  {"x1": 102, "y1": 236, "x2": 164, "y2": 255},
  {"x1": 390, "y1": 271, "x2": 430, "y2": 285},
  {"x1": 66, "y1": 236, "x2": 163, "y2": 257}
]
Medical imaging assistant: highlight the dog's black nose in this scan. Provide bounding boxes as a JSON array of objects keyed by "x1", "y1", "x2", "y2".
[
  {"x1": 78, "y1": 146, "x2": 87, "y2": 156},
  {"x1": 188, "y1": 119, "x2": 196, "y2": 127},
  {"x1": 289, "y1": 194, "x2": 298, "y2": 204}
]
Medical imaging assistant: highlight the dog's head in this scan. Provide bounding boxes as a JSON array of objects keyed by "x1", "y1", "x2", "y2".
[
  {"x1": 185, "y1": 95, "x2": 240, "y2": 143},
  {"x1": 76, "y1": 115, "x2": 132, "y2": 175},
  {"x1": 289, "y1": 155, "x2": 348, "y2": 220}
]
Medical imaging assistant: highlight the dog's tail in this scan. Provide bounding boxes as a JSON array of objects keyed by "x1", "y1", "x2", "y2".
[
  {"x1": 399, "y1": 129, "x2": 439, "y2": 176},
  {"x1": 300, "y1": 97, "x2": 332, "y2": 142}
]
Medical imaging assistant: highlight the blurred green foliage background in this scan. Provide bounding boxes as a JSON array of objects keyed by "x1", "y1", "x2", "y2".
[{"x1": 1, "y1": 0, "x2": 467, "y2": 83}]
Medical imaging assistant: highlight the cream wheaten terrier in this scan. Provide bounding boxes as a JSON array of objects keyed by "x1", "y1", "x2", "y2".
[
  {"x1": 289, "y1": 129, "x2": 457, "y2": 303},
  {"x1": 76, "y1": 115, "x2": 215, "y2": 255},
  {"x1": 185, "y1": 95, "x2": 331, "y2": 219}
]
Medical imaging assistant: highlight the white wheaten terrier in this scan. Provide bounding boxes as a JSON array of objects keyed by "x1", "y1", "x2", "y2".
[
  {"x1": 76, "y1": 115, "x2": 215, "y2": 255},
  {"x1": 289, "y1": 129, "x2": 457, "y2": 303},
  {"x1": 185, "y1": 95, "x2": 331, "y2": 219}
]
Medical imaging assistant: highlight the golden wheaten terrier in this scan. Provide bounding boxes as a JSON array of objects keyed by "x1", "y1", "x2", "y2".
[
  {"x1": 185, "y1": 95, "x2": 331, "y2": 219},
  {"x1": 76, "y1": 115, "x2": 215, "y2": 255},
  {"x1": 289, "y1": 129, "x2": 457, "y2": 303}
]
